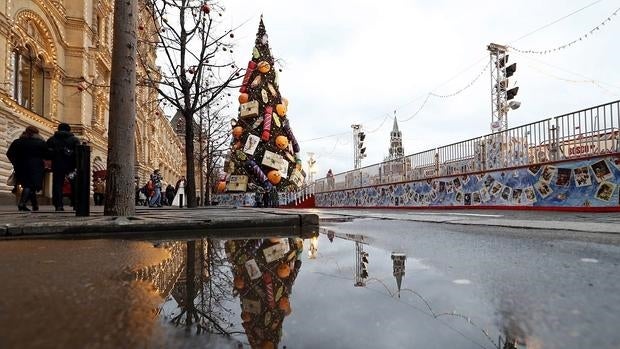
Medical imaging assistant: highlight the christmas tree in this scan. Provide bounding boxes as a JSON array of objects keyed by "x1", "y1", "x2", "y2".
[{"x1": 222, "y1": 17, "x2": 305, "y2": 196}]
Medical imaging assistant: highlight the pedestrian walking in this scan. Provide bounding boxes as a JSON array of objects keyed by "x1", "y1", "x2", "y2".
[
  {"x1": 6, "y1": 126, "x2": 48, "y2": 211},
  {"x1": 93, "y1": 177, "x2": 105, "y2": 205},
  {"x1": 148, "y1": 169, "x2": 163, "y2": 207},
  {"x1": 46, "y1": 123, "x2": 80, "y2": 211},
  {"x1": 327, "y1": 169, "x2": 335, "y2": 190},
  {"x1": 172, "y1": 176, "x2": 186, "y2": 207},
  {"x1": 165, "y1": 184, "x2": 175, "y2": 206}
]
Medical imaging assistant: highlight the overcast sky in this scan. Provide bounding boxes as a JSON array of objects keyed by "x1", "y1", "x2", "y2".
[{"x1": 221, "y1": 0, "x2": 620, "y2": 177}]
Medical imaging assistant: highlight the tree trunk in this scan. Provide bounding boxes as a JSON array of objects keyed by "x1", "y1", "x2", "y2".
[
  {"x1": 198, "y1": 110, "x2": 204, "y2": 207},
  {"x1": 184, "y1": 110, "x2": 197, "y2": 208},
  {"x1": 104, "y1": 0, "x2": 138, "y2": 216},
  {"x1": 205, "y1": 141, "x2": 212, "y2": 206}
]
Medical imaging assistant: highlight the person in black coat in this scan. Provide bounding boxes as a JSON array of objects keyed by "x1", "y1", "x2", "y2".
[
  {"x1": 46, "y1": 123, "x2": 80, "y2": 211},
  {"x1": 165, "y1": 184, "x2": 175, "y2": 206},
  {"x1": 6, "y1": 126, "x2": 48, "y2": 211}
]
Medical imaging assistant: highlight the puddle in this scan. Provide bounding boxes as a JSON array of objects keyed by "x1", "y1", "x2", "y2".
[{"x1": 1, "y1": 226, "x2": 617, "y2": 349}]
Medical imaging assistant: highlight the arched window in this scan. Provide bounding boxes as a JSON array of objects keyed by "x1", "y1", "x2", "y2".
[{"x1": 12, "y1": 47, "x2": 45, "y2": 116}]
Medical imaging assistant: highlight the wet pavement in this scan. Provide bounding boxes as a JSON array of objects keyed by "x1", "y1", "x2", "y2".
[{"x1": 1, "y1": 211, "x2": 619, "y2": 348}]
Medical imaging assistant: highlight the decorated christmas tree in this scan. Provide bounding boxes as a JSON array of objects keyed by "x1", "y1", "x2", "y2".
[{"x1": 222, "y1": 17, "x2": 305, "y2": 195}]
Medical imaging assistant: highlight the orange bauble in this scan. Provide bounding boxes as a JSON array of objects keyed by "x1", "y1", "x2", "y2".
[
  {"x1": 278, "y1": 296, "x2": 291, "y2": 314},
  {"x1": 257, "y1": 61, "x2": 271, "y2": 74},
  {"x1": 275, "y1": 135, "x2": 289, "y2": 150},
  {"x1": 216, "y1": 181, "x2": 226, "y2": 193},
  {"x1": 277, "y1": 263, "x2": 291, "y2": 278},
  {"x1": 261, "y1": 341, "x2": 275, "y2": 349},
  {"x1": 275, "y1": 103, "x2": 287, "y2": 117},
  {"x1": 232, "y1": 126, "x2": 243, "y2": 139},
  {"x1": 267, "y1": 170, "x2": 281, "y2": 185},
  {"x1": 238, "y1": 93, "x2": 249, "y2": 104},
  {"x1": 234, "y1": 275, "x2": 245, "y2": 290}
]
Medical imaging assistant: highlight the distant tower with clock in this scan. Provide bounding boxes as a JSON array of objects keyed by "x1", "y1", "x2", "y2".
[{"x1": 387, "y1": 116, "x2": 404, "y2": 160}]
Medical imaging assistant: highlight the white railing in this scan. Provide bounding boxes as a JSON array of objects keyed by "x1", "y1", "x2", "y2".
[{"x1": 315, "y1": 100, "x2": 620, "y2": 193}]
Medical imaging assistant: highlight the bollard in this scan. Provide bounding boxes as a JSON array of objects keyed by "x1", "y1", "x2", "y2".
[
  {"x1": 179, "y1": 194, "x2": 184, "y2": 208},
  {"x1": 75, "y1": 143, "x2": 91, "y2": 217}
]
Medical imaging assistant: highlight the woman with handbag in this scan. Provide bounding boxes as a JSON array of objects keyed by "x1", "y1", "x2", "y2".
[{"x1": 6, "y1": 126, "x2": 48, "y2": 211}]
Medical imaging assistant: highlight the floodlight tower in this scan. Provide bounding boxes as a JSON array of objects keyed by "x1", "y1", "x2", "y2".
[
  {"x1": 351, "y1": 124, "x2": 366, "y2": 169},
  {"x1": 306, "y1": 152, "x2": 317, "y2": 182},
  {"x1": 488, "y1": 43, "x2": 520, "y2": 132}
]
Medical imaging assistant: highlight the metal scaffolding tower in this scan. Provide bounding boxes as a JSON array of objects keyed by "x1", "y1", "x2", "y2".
[{"x1": 488, "y1": 43, "x2": 520, "y2": 133}]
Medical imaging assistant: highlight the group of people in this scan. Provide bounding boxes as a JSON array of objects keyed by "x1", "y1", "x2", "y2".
[
  {"x1": 136, "y1": 169, "x2": 187, "y2": 208},
  {"x1": 6, "y1": 123, "x2": 80, "y2": 211}
]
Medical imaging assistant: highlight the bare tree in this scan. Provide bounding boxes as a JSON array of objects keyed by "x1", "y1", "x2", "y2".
[
  {"x1": 138, "y1": 0, "x2": 242, "y2": 208},
  {"x1": 197, "y1": 99, "x2": 231, "y2": 205},
  {"x1": 105, "y1": 0, "x2": 139, "y2": 216}
]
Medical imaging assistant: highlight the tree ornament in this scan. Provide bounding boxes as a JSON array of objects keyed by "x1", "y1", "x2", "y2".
[
  {"x1": 239, "y1": 61, "x2": 258, "y2": 93},
  {"x1": 238, "y1": 93, "x2": 249, "y2": 104},
  {"x1": 201, "y1": 3, "x2": 210, "y2": 14},
  {"x1": 241, "y1": 311, "x2": 251, "y2": 323},
  {"x1": 275, "y1": 135, "x2": 289, "y2": 150},
  {"x1": 261, "y1": 106, "x2": 273, "y2": 141},
  {"x1": 277, "y1": 263, "x2": 291, "y2": 278},
  {"x1": 267, "y1": 170, "x2": 281, "y2": 184},
  {"x1": 257, "y1": 61, "x2": 271, "y2": 74},
  {"x1": 275, "y1": 104, "x2": 287, "y2": 117},
  {"x1": 278, "y1": 296, "x2": 290, "y2": 311},
  {"x1": 250, "y1": 75, "x2": 262, "y2": 88},
  {"x1": 232, "y1": 126, "x2": 244, "y2": 139},
  {"x1": 216, "y1": 181, "x2": 226, "y2": 193},
  {"x1": 234, "y1": 275, "x2": 245, "y2": 289},
  {"x1": 282, "y1": 120, "x2": 300, "y2": 153},
  {"x1": 138, "y1": 25, "x2": 144, "y2": 31},
  {"x1": 230, "y1": 33, "x2": 235, "y2": 38}
]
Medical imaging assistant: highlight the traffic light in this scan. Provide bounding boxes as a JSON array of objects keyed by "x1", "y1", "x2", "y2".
[
  {"x1": 360, "y1": 251, "x2": 369, "y2": 279},
  {"x1": 358, "y1": 132, "x2": 366, "y2": 158}
]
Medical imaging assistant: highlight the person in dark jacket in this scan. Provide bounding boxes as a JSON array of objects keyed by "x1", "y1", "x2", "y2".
[
  {"x1": 165, "y1": 184, "x2": 175, "y2": 206},
  {"x1": 6, "y1": 126, "x2": 48, "y2": 211},
  {"x1": 46, "y1": 123, "x2": 80, "y2": 211}
]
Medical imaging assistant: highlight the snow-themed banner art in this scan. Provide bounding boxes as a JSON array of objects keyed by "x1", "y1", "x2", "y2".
[{"x1": 315, "y1": 155, "x2": 620, "y2": 210}]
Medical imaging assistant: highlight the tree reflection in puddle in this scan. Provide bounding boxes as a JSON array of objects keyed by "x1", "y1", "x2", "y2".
[
  {"x1": 135, "y1": 237, "x2": 305, "y2": 348},
  {"x1": 226, "y1": 237, "x2": 304, "y2": 349},
  {"x1": 134, "y1": 232, "x2": 535, "y2": 349}
]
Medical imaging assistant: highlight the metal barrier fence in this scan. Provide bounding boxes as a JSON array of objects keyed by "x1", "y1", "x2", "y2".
[{"x1": 314, "y1": 100, "x2": 620, "y2": 193}]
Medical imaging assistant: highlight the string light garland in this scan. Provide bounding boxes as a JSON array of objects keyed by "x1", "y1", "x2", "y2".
[
  {"x1": 508, "y1": 6, "x2": 620, "y2": 55},
  {"x1": 527, "y1": 63, "x2": 620, "y2": 96},
  {"x1": 429, "y1": 62, "x2": 490, "y2": 99}
]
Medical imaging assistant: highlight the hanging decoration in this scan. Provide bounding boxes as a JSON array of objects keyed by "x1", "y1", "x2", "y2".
[
  {"x1": 222, "y1": 17, "x2": 306, "y2": 195},
  {"x1": 508, "y1": 7, "x2": 620, "y2": 55}
]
